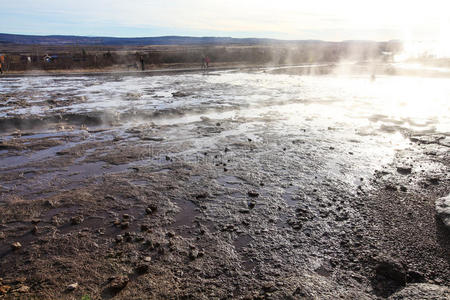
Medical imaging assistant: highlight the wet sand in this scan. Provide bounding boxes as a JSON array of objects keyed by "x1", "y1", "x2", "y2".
[{"x1": 0, "y1": 69, "x2": 449, "y2": 299}]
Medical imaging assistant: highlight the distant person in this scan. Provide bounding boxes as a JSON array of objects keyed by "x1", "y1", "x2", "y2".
[
  {"x1": 205, "y1": 56, "x2": 210, "y2": 68},
  {"x1": 201, "y1": 56, "x2": 207, "y2": 70},
  {"x1": 140, "y1": 55, "x2": 145, "y2": 71},
  {"x1": 0, "y1": 55, "x2": 4, "y2": 74}
]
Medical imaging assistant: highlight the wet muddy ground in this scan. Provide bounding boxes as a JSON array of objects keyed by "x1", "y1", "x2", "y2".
[{"x1": 0, "y1": 68, "x2": 449, "y2": 299}]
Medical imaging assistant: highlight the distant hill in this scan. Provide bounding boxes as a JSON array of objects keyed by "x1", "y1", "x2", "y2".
[{"x1": 0, "y1": 33, "x2": 327, "y2": 46}]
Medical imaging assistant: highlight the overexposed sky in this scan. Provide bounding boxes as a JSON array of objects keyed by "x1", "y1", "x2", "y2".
[{"x1": 1, "y1": 0, "x2": 449, "y2": 42}]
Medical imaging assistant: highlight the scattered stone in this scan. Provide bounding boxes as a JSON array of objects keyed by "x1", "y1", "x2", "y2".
[
  {"x1": 105, "y1": 195, "x2": 116, "y2": 201},
  {"x1": 427, "y1": 177, "x2": 439, "y2": 185},
  {"x1": 172, "y1": 91, "x2": 189, "y2": 97},
  {"x1": 247, "y1": 191, "x2": 259, "y2": 198},
  {"x1": 113, "y1": 218, "x2": 121, "y2": 226},
  {"x1": 239, "y1": 209, "x2": 250, "y2": 214},
  {"x1": 189, "y1": 249, "x2": 199, "y2": 260},
  {"x1": 66, "y1": 283, "x2": 78, "y2": 291},
  {"x1": 122, "y1": 214, "x2": 130, "y2": 219},
  {"x1": 195, "y1": 193, "x2": 208, "y2": 200},
  {"x1": 148, "y1": 204, "x2": 158, "y2": 212},
  {"x1": 435, "y1": 194, "x2": 450, "y2": 229},
  {"x1": 143, "y1": 256, "x2": 152, "y2": 262},
  {"x1": 15, "y1": 285, "x2": 30, "y2": 293},
  {"x1": 262, "y1": 283, "x2": 278, "y2": 293},
  {"x1": 375, "y1": 256, "x2": 406, "y2": 287},
  {"x1": 115, "y1": 235, "x2": 124, "y2": 243},
  {"x1": 145, "y1": 207, "x2": 153, "y2": 215},
  {"x1": 385, "y1": 184, "x2": 397, "y2": 191},
  {"x1": 0, "y1": 285, "x2": 11, "y2": 294},
  {"x1": 109, "y1": 276, "x2": 129, "y2": 291},
  {"x1": 167, "y1": 231, "x2": 175, "y2": 238},
  {"x1": 139, "y1": 135, "x2": 165, "y2": 141},
  {"x1": 135, "y1": 264, "x2": 149, "y2": 274},
  {"x1": 388, "y1": 283, "x2": 450, "y2": 299},
  {"x1": 248, "y1": 201, "x2": 256, "y2": 209},
  {"x1": 141, "y1": 224, "x2": 149, "y2": 232},
  {"x1": 396, "y1": 166, "x2": 412, "y2": 175},
  {"x1": 121, "y1": 222, "x2": 130, "y2": 229},
  {"x1": 400, "y1": 186, "x2": 407, "y2": 192},
  {"x1": 70, "y1": 215, "x2": 84, "y2": 225},
  {"x1": 51, "y1": 216, "x2": 62, "y2": 226},
  {"x1": 406, "y1": 270, "x2": 425, "y2": 283},
  {"x1": 0, "y1": 232, "x2": 5, "y2": 240},
  {"x1": 11, "y1": 242, "x2": 22, "y2": 250}
]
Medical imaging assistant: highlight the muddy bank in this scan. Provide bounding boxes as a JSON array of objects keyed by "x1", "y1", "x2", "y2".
[{"x1": 0, "y1": 71, "x2": 449, "y2": 299}]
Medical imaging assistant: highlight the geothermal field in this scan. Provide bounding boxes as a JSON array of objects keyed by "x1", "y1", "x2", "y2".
[{"x1": 0, "y1": 65, "x2": 449, "y2": 299}]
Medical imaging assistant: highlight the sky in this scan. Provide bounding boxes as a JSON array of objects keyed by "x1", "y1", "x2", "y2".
[{"x1": 1, "y1": 0, "x2": 449, "y2": 43}]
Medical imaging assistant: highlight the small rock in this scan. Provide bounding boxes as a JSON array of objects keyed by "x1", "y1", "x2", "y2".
[
  {"x1": 140, "y1": 224, "x2": 149, "y2": 231},
  {"x1": 66, "y1": 283, "x2": 78, "y2": 291},
  {"x1": 11, "y1": 242, "x2": 22, "y2": 250},
  {"x1": 148, "y1": 204, "x2": 158, "y2": 212},
  {"x1": 406, "y1": 270, "x2": 425, "y2": 283},
  {"x1": 0, "y1": 232, "x2": 5, "y2": 240},
  {"x1": 375, "y1": 256, "x2": 406, "y2": 286},
  {"x1": 105, "y1": 195, "x2": 116, "y2": 201},
  {"x1": 143, "y1": 256, "x2": 152, "y2": 262},
  {"x1": 135, "y1": 264, "x2": 149, "y2": 274},
  {"x1": 113, "y1": 218, "x2": 121, "y2": 226},
  {"x1": 145, "y1": 207, "x2": 153, "y2": 215},
  {"x1": 388, "y1": 283, "x2": 450, "y2": 299},
  {"x1": 121, "y1": 222, "x2": 129, "y2": 229},
  {"x1": 397, "y1": 166, "x2": 412, "y2": 175},
  {"x1": 167, "y1": 231, "x2": 175, "y2": 238},
  {"x1": 0, "y1": 285, "x2": 11, "y2": 294},
  {"x1": 435, "y1": 194, "x2": 450, "y2": 229},
  {"x1": 122, "y1": 214, "x2": 130, "y2": 219},
  {"x1": 248, "y1": 201, "x2": 256, "y2": 209},
  {"x1": 189, "y1": 249, "x2": 199, "y2": 260},
  {"x1": 115, "y1": 235, "x2": 124, "y2": 243},
  {"x1": 172, "y1": 91, "x2": 189, "y2": 97},
  {"x1": 385, "y1": 184, "x2": 397, "y2": 191},
  {"x1": 247, "y1": 191, "x2": 259, "y2": 198},
  {"x1": 15, "y1": 285, "x2": 30, "y2": 293},
  {"x1": 70, "y1": 215, "x2": 84, "y2": 225},
  {"x1": 262, "y1": 283, "x2": 278, "y2": 293},
  {"x1": 109, "y1": 276, "x2": 129, "y2": 291},
  {"x1": 400, "y1": 186, "x2": 407, "y2": 192},
  {"x1": 427, "y1": 177, "x2": 440, "y2": 185}
]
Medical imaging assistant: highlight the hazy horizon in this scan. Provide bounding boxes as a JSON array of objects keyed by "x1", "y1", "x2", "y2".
[{"x1": 2, "y1": 1, "x2": 448, "y2": 42}]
